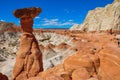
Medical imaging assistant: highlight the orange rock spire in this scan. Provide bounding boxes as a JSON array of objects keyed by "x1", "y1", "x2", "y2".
[{"x1": 12, "y1": 7, "x2": 43, "y2": 80}]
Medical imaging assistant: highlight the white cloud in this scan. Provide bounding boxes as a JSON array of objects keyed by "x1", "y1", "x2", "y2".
[
  {"x1": 41, "y1": 18, "x2": 76, "y2": 26},
  {"x1": 68, "y1": 19, "x2": 73, "y2": 22},
  {"x1": 42, "y1": 18, "x2": 59, "y2": 26},
  {"x1": 35, "y1": 16, "x2": 41, "y2": 19},
  {"x1": 0, "y1": 19, "x2": 5, "y2": 22}
]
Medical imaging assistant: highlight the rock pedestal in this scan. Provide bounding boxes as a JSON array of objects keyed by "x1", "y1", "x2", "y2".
[{"x1": 11, "y1": 7, "x2": 43, "y2": 80}]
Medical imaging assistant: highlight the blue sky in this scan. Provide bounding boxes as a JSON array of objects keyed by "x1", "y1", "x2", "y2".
[{"x1": 0, "y1": 0, "x2": 113, "y2": 29}]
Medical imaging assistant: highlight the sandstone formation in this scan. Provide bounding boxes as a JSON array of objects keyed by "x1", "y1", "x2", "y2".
[
  {"x1": 11, "y1": 7, "x2": 43, "y2": 80},
  {"x1": 70, "y1": 0, "x2": 120, "y2": 31},
  {"x1": 71, "y1": 68, "x2": 90, "y2": 80},
  {"x1": 0, "y1": 29, "x2": 75, "y2": 79},
  {"x1": 0, "y1": 28, "x2": 120, "y2": 80},
  {"x1": 98, "y1": 46, "x2": 120, "y2": 80},
  {"x1": 0, "y1": 1, "x2": 120, "y2": 80},
  {"x1": 0, "y1": 25, "x2": 120, "y2": 80},
  {"x1": 13, "y1": 7, "x2": 41, "y2": 18},
  {"x1": 26, "y1": 30, "x2": 120, "y2": 80}
]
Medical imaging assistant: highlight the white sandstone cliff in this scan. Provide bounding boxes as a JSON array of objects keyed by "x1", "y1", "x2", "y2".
[{"x1": 70, "y1": 0, "x2": 120, "y2": 31}]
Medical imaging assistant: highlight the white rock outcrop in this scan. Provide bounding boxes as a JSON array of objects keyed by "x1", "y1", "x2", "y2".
[{"x1": 70, "y1": 0, "x2": 120, "y2": 31}]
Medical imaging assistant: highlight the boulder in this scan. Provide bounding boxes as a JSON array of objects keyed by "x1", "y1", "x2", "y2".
[
  {"x1": 0, "y1": 72, "x2": 8, "y2": 80},
  {"x1": 72, "y1": 68, "x2": 90, "y2": 80},
  {"x1": 98, "y1": 46, "x2": 120, "y2": 80}
]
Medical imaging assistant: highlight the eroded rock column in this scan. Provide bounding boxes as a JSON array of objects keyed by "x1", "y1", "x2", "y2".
[{"x1": 11, "y1": 7, "x2": 43, "y2": 80}]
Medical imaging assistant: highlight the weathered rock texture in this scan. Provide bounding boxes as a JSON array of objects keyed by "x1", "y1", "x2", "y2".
[
  {"x1": 11, "y1": 7, "x2": 43, "y2": 80},
  {"x1": 0, "y1": 22, "x2": 20, "y2": 33},
  {"x1": 0, "y1": 29, "x2": 74, "y2": 79},
  {"x1": 13, "y1": 7, "x2": 41, "y2": 18},
  {"x1": 70, "y1": 0, "x2": 120, "y2": 31},
  {"x1": 0, "y1": 28, "x2": 120, "y2": 80},
  {"x1": 27, "y1": 30, "x2": 120, "y2": 80},
  {"x1": 0, "y1": 72, "x2": 8, "y2": 80}
]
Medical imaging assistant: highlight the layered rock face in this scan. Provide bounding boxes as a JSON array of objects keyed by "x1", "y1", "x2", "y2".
[
  {"x1": 70, "y1": 0, "x2": 120, "y2": 31},
  {"x1": 11, "y1": 7, "x2": 43, "y2": 80}
]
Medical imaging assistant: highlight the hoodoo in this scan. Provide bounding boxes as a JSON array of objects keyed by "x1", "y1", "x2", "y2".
[{"x1": 11, "y1": 7, "x2": 43, "y2": 80}]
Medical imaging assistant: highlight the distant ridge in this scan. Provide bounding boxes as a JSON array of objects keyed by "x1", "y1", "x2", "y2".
[{"x1": 0, "y1": 21, "x2": 20, "y2": 33}]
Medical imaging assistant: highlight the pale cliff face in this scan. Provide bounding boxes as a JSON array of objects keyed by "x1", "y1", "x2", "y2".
[
  {"x1": 115, "y1": 0, "x2": 120, "y2": 2},
  {"x1": 70, "y1": 0, "x2": 120, "y2": 31}
]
